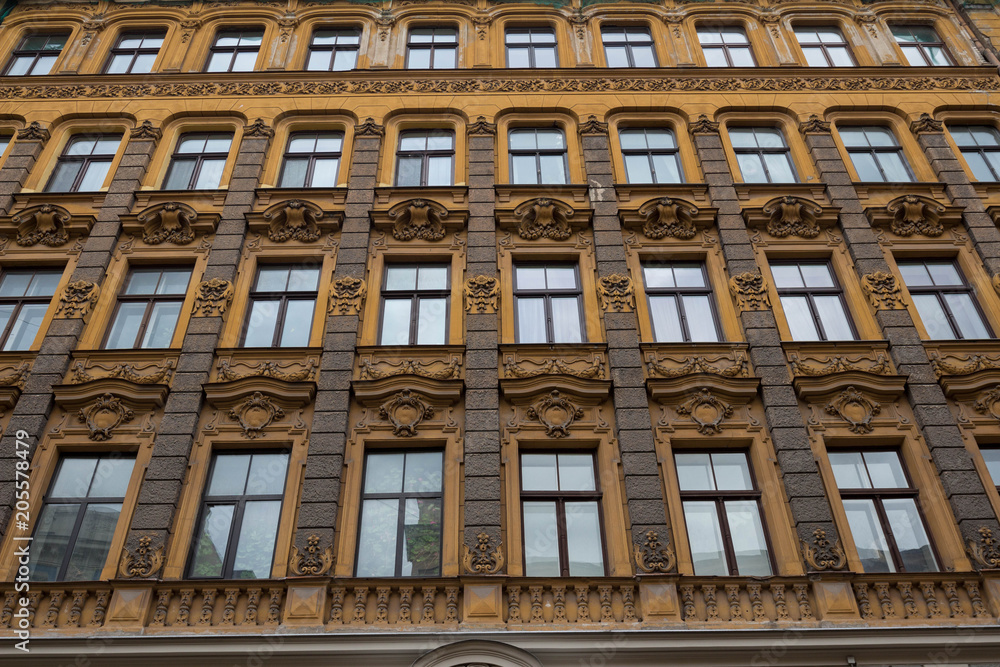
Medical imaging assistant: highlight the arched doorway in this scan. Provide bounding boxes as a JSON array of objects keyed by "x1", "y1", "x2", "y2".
[{"x1": 411, "y1": 639, "x2": 543, "y2": 667}]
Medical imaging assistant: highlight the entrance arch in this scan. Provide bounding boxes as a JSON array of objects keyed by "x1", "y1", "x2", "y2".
[{"x1": 410, "y1": 640, "x2": 544, "y2": 667}]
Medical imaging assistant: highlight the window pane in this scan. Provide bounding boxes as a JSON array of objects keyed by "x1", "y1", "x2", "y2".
[
  {"x1": 29, "y1": 503, "x2": 79, "y2": 580},
  {"x1": 558, "y1": 454, "x2": 596, "y2": 491},
  {"x1": 306, "y1": 50, "x2": 333, "y2": 71},
  {"x1": 403, "y1": 451, "x2": 443, "y2": 493},
  {"x1": 106, "y1": 54, "x2": 132, "y2": 74},
  {"x1": 426, "y1": 155, "x2": 453, "y2": 186},
  {"x1": 279, "y1": 158, "x2": 308, "y2": 187},
  {"x1": 684, "y1": 501, "x2": 728, "y2": 575},
  {"x1": 863, "y1": 451, "x2": 909, "y2": 489},
  {"x1": 545, "y1": 267, "x2": 577, "y2": 290},
  {"x1": 6, "y1": 56, "x2": 32, "y2": 76},
  {"x1": 104, "y1": 302, "x2": 147, "y2": 349},
  {"x1": 194, "y1": 158, "x2": 226, "y2": 189},
  {"x1": 898, "y1": 262, "x2": 933, "y2": 287},
  {"x1": 963, "y1": 151, "x2": 996, "y2": 182},
  {"x1": 551, "y1": 297, "x2": 582, "y2": 343},
  {"x1": 799, "y1": 263, "x2": 835, "y2": 288},
  {"x1": 624, "y1": 154, "x2": 653, "y2": 184},
  {"x1": 163, "y1": 158, "x2": 196, "y2": 190},
  {"x1": 206, "y1": 52, "x2": 231, "y2": 73},
  {"x1": 944, "y1": 293, "x2": 991, "y2": 339},
  {"x1": 51, "y1": 458, "x2": 98, "y2": 498},
  {"x1": 712, "y1": 452, "x2": 753, "y2": 490},
  {"x1": 876, "y1": 152, "x2": 913, "y2": 183},
  {"x1": 507, "y1": 47, "x2": 530, "y2": 68},
  {"x1": 209, "y1": 454, "x2": 251, "y2": 496},
  {"x1": 511, "y1": 154, "x2": 538, "y2": 184},
  {"x1": 230, "y1": 499, "x2": 281, "y2": 579},
  {"x1": 523, "y1": 501, "x2": 560, "y2": 576},
  {"x1": 517, "y1": 298, "x2": 546, "y2": 343},
  {"x1": 311, "y1": 158, "x2": 340, "y2": 187},
  {"x1": 802, "y1": 47, "x2": 829, "y2": 67},
  {"x1": 31, "y1": 55, "x2": 58, "y2": 75},
  {"x1": 982, "y1": 449, "x2": 1000, "y2": 486},
  {"x1": 813, "y1": 295, "x2": 854, "y2": 340},
  {"x1": 649, "y1": 295, "x2": 683, "y2": 342},
  {"x1": 633, "y1": 46, "x2": 656, "y2": 67},
  {"x1": 88, "y1": 457, "x2": 135, "y2": 498},
  {"x1": 402, "y1": 498, "x2": 441, "y2": 576},
  {"x1": 417, "y1": 266, "x2": 448, "y2": 290},
  {"x1": 396, "y1": 156, "x2": 422, "y2": 187},
  {"x1": 280, "y1": 299, "x2": 316, "y2": 346},
  {"x1": 380, "y1": 299, "x2": 412, "y2": 346},
  {"x1": 912, "y1": 294, "x2": 955, "y2": 339},
  {"x1": 643, "y1": 266, "x2": 674, "y2": 288},
  {"x1": 385, "y1": 266, "x2": 417, "y2": 291},
  {"x1": 332, "y1": 49, "x2": 357, "y2": 71},
  {"x1": 850, "y1": 152, "x2": 883, "y2": 182},
  {"x1": 675, "y1": 453, "x2": 714, "y2": 491},
  {"x1": 829, "y1": 47, "x2": 854, "y2": 67},
  {"x1": 725, "y1": 500, "x2": 771, "y2": 576},
  {"x1": 830, "y1": 451, "x2": 870, "y2": 489},
  {"x1": 246, "y1": 453, "x2": 289, "y2": 496},
  {"x1": 408, "y1": 48, "x2": 431, "y2": 69},
  {"x1": 365, "y1": 453, "x2": 404, "y2": 494},
  {"x1": 189, "y1": 504, "x2": 235, "y2": 578},
  {"x1": 62, "y1": 503, "x2": 120, "y2": 580},
  {"x1": 131, "y1": 53, "x2": 156, "y2": 74},
  {"x1": 244, "y1": 300, "x2": 280, "y2": 347},
  {"x1": 140, "y1": 301, "x2": 181, "y2": 348},
  {"x1": 432, "y1": 47, "x2": 456, "y2": 69},
  {"x1": 682, "y1": 295, "x2": 719, "y2": 342},
  {"x1": 538, "y1": 154, "x2": 567, "y2": 185},
  {"x1": 46, "y1": 161, "x2": 81, "y2": 193},
  {"x1": 781, "y1": 295, "x2": 820, "y2": 341},
  {"x1": 651, "y1": 153, "x2": 682, "y2": 183},
  {"x1": 4, "y1": 303, "x2": 49, "y2": 351},
  {"x1": 356, "y1": 498, "x2": 399, "y2": 577},
  {"x1": 605, "y1": 45, "x2": 629, "y2": 67},
  {"x1": 416, "y1": 298, "x2": 447, "y2": 344},
  {"x1": 535, "y1": 47, "x2": 557, "y2": 68},
  {"x1": 0, "y1": 272, "x2": 31, "y2": 297},
  {"x1": 843, "y1": 499, "x2": 894, "y2": 573},
  {"x1": 737, "y1": 153, "x2": 768, "y2": 184},
  {"x1": 0, "y1": 305, "x2": 13, "y2": 342},
  {"x1": 231, "y1": 50, "x2": 257, "y2": 72},
  {"x1": 522, "y1": 454, "x2": 558, "y2": 491},
  {"x1": 703, "y1": 48, "x2": 729, "y2": 67},
  {"x1": 884, "y1": 498, "x2": 937, "y2": 572},
  {"x1": 565, "y1": 502, "x2": 604, "y2": 576},
  {"x1": 516, "y1": 266, "x2": 545, "y2": 288},
  {"x1": 763, "y1": 153, "x2": 796, "y2": 183}
]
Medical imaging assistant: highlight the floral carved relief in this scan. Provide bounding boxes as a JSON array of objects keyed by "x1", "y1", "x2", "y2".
[
  {"x1": 78, "y1": 393, "x2": 134, "y2": 441},
  {"x1": 861, "y1": 271, "x2": 906, "y2": 310},
  {"x1": 886, "y1": 195, "x2": 946, "y2": 237},
  {"x1": 289, "y1": 534, "x2": 335, "y2": 576},
  {"x1": 388, "y1": 199, "x2": 449, "y2": 241},
  {"x1": 119, "y1": 536, "x2": 165, "y2": 578},
  {"x1": 263, "y1": 200, "x2": 324, "y2": 243},
  {"x1": 513, "y1": 198, "x2": 575, "y2": 240},
  {"x1": 637, "y1": 197, "x2": 699, "y2": 239},
  {"x1": 825, "y1": 386, "x2": 880, "y2": 434},
  {"x1": 597, "y1": 274, "x2": 634, "y2": 312},
  {"x1": 329, "y1": 277, "x2": 365, "y2": 315},
  {"x1": 137, "y1": 202, "x2": 197, "y2": 245},
  {"x1": 229, "y1": 392, "x2": 284, "y2": 439},
  {"x1": 801, "y1": 529, "x2": 847, "y2": 571},
  {"x1": 55, "y1": 281, "x2": 99, "y2": 319},
  {"x1": 193, "y1": 279, "x2": 234, "y2": 316},
  {"x1": 12, "y1": 204, "x2": 71, "y2": 246},
  {"x1": 378, "y1": 389, "x2": 434, "y2": 437},
  {"x1": 526, "y1": 390, "x2": 584, "y2": 438},
  {"x1": 729, "y1": 272, "x2": 770, "y2": 312},
  {"x1": 675, "y1": 388, "x2": 733, "y2": 435},
  {"x1": 634, "y1": 530, "x2": 676, "y2": 574},
  {"x1": 464, "y1": 275, "x2": 498, "y2": 313},
  {"x1": 463, "y1": 532, "x2": 504, "y2": 575},
  {"x1": 762, "y1": 196, "x2": 822, "y2": 239}
]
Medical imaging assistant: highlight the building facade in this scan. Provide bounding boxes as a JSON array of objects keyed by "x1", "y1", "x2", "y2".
[{"x1": 0, "y1": 0, "x2": 999, "y2": 664}]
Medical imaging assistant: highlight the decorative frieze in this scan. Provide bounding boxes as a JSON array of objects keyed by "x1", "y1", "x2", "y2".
[
  {"x1": 503, "y1": 354, "x2": 605, "y2": 380},
  {"x1": 788, "y1": 352, "x2": 892, "y2": 377},
  {"x1": 358, "y1": 356, "x2": 461, "y2": 381},
  {"x1": 645, "y1": 353, "x2": 749, "y2": 380},
  {"x1": 217, "y1": 358, "x2": 317, "y2": 383},
  {"x1": 70, "y1": 359, "x2": 175, "y2": 385}
]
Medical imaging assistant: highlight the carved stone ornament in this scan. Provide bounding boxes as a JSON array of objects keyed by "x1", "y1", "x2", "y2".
[
  {"x1": 513, "y1": 198, "x2": 575, "y2": 241},
  {"x1": 597, "y1": 274, "x2": 634, "y2": 312},
  {"x1": 12, "y1": 204, "x2": 71, "y2": 246},
  {"x1": 16, "y1": 121, "x2": 49, "y2": 142},
  {"x1": 329, "y1": 277, "x2": 365, "y2": 315},
  {"x1": 825, "y1": 386, "x2": 880, "y2": 434},
  {"x1": 930, "y1": 352, "x2": 1000, "y2": 378},
  {"x1": 289, "y1": 534, "x2": 335, "y2": 576},
  {"x1": 137, "y1": 202, "x2": 197, "y2": 244},
  {"x1": 968, "y1": 526, "x2": 1000, "y2": 569},
  {"x1": 463, "y1": 532, "x2": 504, "y2": 575},
  {"x1": 242, "y1": 118, "x2": 274, "y2": 138},
  {"x1": 675, "y1": 388, "x2": 733, "y2": 435},
  {"x1": 789, "y1": 353, "x2": 891, "y2": 377},
  {"x1": 762, "y1": 196, "x2": 822, "y2": 238},
  {"x1": 229, "y1": 391, "x2": 284, "y2": 439},
  {"x1": 974, "y1": 386, "x2": 1000, "y2": 420},
  {"x1": 467, "y1": 116, "x2": 496, "y2": 135},
  {"x1": 910, "y1": 112, "x2": 944, "y2": 134},
  {"x1": 637, "y1": 196, "x2": 699, "y2": 239},
  {"x1": 504, "y1": 356, "x2": 604, "y2": 380},
  {"x1": 526, "y1": 390, "x2": 584, "y2": 438},
  {"x1": 263, "y1": 199, "x2": 323, "y2": 243},
  {"x1": 802, "y1": 528, "x2": 847, "y2": 571},
  {"x1": 578, "y1": 114, "x2": 608, "y2": 136},
  {"x1": 192, "y1": 278, "x2": 234, "y2": 316},
  {"x1": 689, "y1": 114, "x2": 720, "y2": 134},
  {"x1": 464, "y1": 275, "x2": 498, "y2": 313},
  {"x1": 129, "y1": 120, "x2": 162, "y2": 141},
  {"x1": 378, "y1": 389, "x2": 433, "y2": 436},
  {"x1": 119, "y1": 535, "x2": 164, "y2": 578},
  {"x1": 55, "y1": 281, "x2": 99, "y2": 319},
  {"x1": 799, "y1": 114, "x2": 831, "y2": 134},
  {"x1": 388, "y1": 199, "x2": 449, "y2": 241},
  {"x1": 359, "y1": 357, "x2": 461, "y2": 381},
  {"x1": 355, "y1": 117, "x2": 384, "y2": 137},
  {"x1": 647, "y1": 355, "x2": 748, "y2": 379},
  {"x1": 0, "y1": 361, "x2": 30, "y2": 389},
  {"x1": 78, "y1": 393, "x2": 134, "y2": 441},
  {"x1": 634, "y1": 530, "x2": 676, "y2": 574},
  {"x1": 861, "y1": 271, "x2": 906, "y2": 310},
  {"x1": 729, "y1": 272, "x2": 770, "y2": 312},
  {"x1": 886, "y1": 195, "x2": 946, "y2": 237},
  {"x1": 218, "y1": 359, "x2": 316, "y2": 383},
  {"x1": 71, "y1": 359, "x2": 175, "y2": 385}
]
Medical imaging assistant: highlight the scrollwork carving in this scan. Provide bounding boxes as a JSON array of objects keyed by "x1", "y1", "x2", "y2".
[
  {"x1": 217, "y1": 359, "x2": 316, "y2": 383},
  {"x1": 71, "y1": 360, "x2": 174, "y2": 385},
  {"x1": 931, "y1": 352, "x2": 1000, "y2": 378},
  {"x1": 55, "y1": 281, "x2": 99, "y2": 319},
  {"x1": 192, "y1": 279, "x2": 234, "y2": 316},
  {"x1": 967, "y1": 526, "x2": 1000, "y2": 569},
  {"x1": 137, "y1": 202, "x2": 197, "y2": 245},
  {"x1": 129, "y1": 120, "x2": 162, "y2": 141},
  {"x1": 378, "y1": 389, "x2": 433, "y2": 436},
  {"x1": 675, "y1": 388, "x2": 732, "y2": 435},
  {"x1": 689, "y1": 114, "x2": 720, "y2": 134},
  {"x1": 512, "y1": 198, "x2": 575, "y2": 241},
  {"x1": 0, "y1": 362, "x2": 29, "y2": 389},
  {"x1": 526, "y1": 390, "x2": 584, "y2": 438},
  {"x1": 825, "y1": 386, "x2": 880, "y2": 434},
  {"x1": 119, "y1": 536, "x2": 164, "y2": 578},
  {"x1": 503, "y1": 356, "x2": 604, "y2": 380},
  {"x1": 634, "y1": 530, "x2": 676, "y2": 574},
  {"x1": 355, "y1": 117, "x2": 384, "y2": 136},
  {"x1": 16, "y1": 121, "x2": 49, "y2": 142},
  {"x1": 242, "y1": 118, "x2": 274, "y2": 138},
  {"x1": 802, "y1": 528, "x2": 847, "y2": 571},
  {"x1": 597, "y1": 274, "x2": 634, "y2": 312},
  {"x1": 886, "y1": 195, "x2": 945, "y2": 237},
  {"x1": 789, "y1": 353, "x2": 891, "y2": 377},
  {"x1": 388, "y1": 199, "x2": 449, "y2": 241},
  {"x1": 78, "y1": 393, "x2": 134, "y2": 441},
  {"x1": 329, "y1": 277, "x2": 365, "y2": 315},
  {"x1": 359, "y1": 357, "x2": 461, "y2": 381},
  {"x1": 910, "y1": 112, "x2": 944, "y2": 134},
  {"x1": 578, "y1": 114, "x2": 608, "y2": 136},
  {"x1": 974, "y1": 386, "x2": 1000, "y2": 421},
  {"x1": 229, "y1": 392, "x2": 284, "y2": 439},
  {"x1": 467, "y1": 115, "x2": 496, "y2": 135},
  {"x1": 463, "y1": 532, "x2": 504, "y2": 575},
  {"x1": 263, "y1": 199, "x2": 323, "y2": 243},
  {"x1": 762, "y1": 196, "x2": 822, "y2": 238},
  {"x1": 289, "y1": 534, "x2": 335, "y2": 576},
  {"x1": 646, "y1": 355, "x2": 749, "y2": 379},
  {"x1": 799, "y1": 114, "x2": 831, "y2": 134},
  {"x1": 637, "y1": 196, "x2": 699, "y2": 239},
  {"x1": 729, "y1": 272, "x2": 770, "y2": 312},
  {"x1": 12, "y1": 204, "x2": 71, "y2": 246},
  {"x1": 861, "y1": 271, "x2": 905, "y2": 310},
  {"x1": 464, "y1": 275, "x2": 498, "y2": 313}
]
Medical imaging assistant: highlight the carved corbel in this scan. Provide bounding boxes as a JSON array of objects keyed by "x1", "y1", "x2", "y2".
[
  {"x1": 130, "y1": 120, "x2": 162, "y2": 142},
  {"x1": 242, "y1": 118, "x2": 274, "y2": 139},
  {"x1": 508, "y1": 198, "x2": 576, "y2": 240},
  {"x1": 78, "y1": 393, "x2": 134, "y2": 441},
  {"x1": 289, "y1": 534, "x2": 335, "y2": 576},
  {"x1": 387, "y1": 198, "x2": 450, "y2": 241},
  {"x1": 758, "y1": 196, "x2": 823, "y2": 239},
  {"x1": 799, "y1": 114, "x2": 831, "y2": 135},
  {"x1": 16, "y1": 121, "x2": 50, "y2": 143},
  {"x1": 262, "y1": 199, "x2": 326, "y2": 243},
  {"x1": 355, "y1": 117, "x2": 384, "y2": 137},
  {"x1": 11, "y1": 204, "x2": 72, "y2": 246},
  {"x1": 467, "y1": 116, "x2": 496, "y2": 136},
  {"x1": 634, "y1": 530, "x2": 676, "y2": 574},
  {"x1": 910, "y1": 113, "x2": 944, "y2": 134},
  {"x1": 464, "y1": 275, "x2": 498, "y2": 314},
  {"x1": 192, "y1": 279, "x2": 234, "y2": 316},
  {"x1": 620, "y1": 196, "x2": 701, "y2": 240},
  {"x1": 55, "y1": 281, "x2": 99, "y2": 320},
  {"x1": 729, "y1": 272, "x2": 770, "y2": 312},
  {"x1": 689, "y1": 114, "x2": 720, "y2": 135},
  {"x1": 801, "y1": 528, "x2": 847, "y2": 571},
  {"x1": 463, "y1": 532, "x2": 504, "y2": 575},
  {"x1": 880, "y1": 194, "x2": 947, "y2": 237},
  {"x1": 597, "y1": 274, "x2": 634, "y2": 312},
  {"x1": 578, "y1": 115, "x2": 608, "y2": 136},
  {"x1": 119, "y1": 535, "x2": 165, "y2": 578},
  {"x1": 861, "y1": 271, "x2": 906, "y2": 310},
  {"x1": 137, "y1": 202, "x2": 197, "y2": 245},
  {"x1": 974, "y1": 385, "x2": 1000, "y2": 420},
  {"x1": 329, "y1": 277, "x2": 365, "y2": 315}
]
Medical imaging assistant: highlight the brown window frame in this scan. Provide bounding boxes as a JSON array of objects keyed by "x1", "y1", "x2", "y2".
[
  {"x1": 793, "y1": 26, "x2": 856, "y2": 67},
  {"x1": 102, "y1": 266, "x2": 191, "y2": 350},
  {"x1": 44, "y1": 134, "x2": 122, "y2": 193},
  {"x1": 512, "y1": 262, "x2": 586, "y2": 344},
  {"x1": 2, "y1": 32, "x2": 68, "y2": 76},
  {"x1": 897, "y1": 258, "x2": 993, "y2": 340},
  {"x1": 504, "y1": 26, "x2": 559, "y2": 69},
  {"x1": 239, "y1": 264, "x2": 321, "y2": 348},
  {"x1": 696, "y1": 25, "x2": 756, "y2": 68},
  {"x1": 278, "y1": 131, "x2": 344, "y2": 188},
  {"x1": 377, "y1": 263, "x2": 452, "y2": 346},
  {"x1": 771, "y1": 259, "x2": 857, "y2": 341},
  {"x1": 405, "y1": 26, "x2": 458, "y2": 69},
  {"x1": 601, "y1": 25, "x2": 658, "y2": 68},
  {"x1": 102, "y1": 29, "x2": 165, "y2": 74},
  {"x1": 890, "y1": 24, "x2": 954, "y2": 67},
  {"x1": 306, "y1": 27, "x2": 361, "y2": 72},
  {"x1": 0, "y1": 268, "x2": 63, "y2": 351},
  {"x1": 162, "y1": 132, "x2": 234, "y2": 191},
  {"x1": 204, "y1": 27, "x2": 263, "y2": 73},
  {"x1": 394, "y1": 130, "x2": 456, "y2": 187},
  {"x1": 507, "y1": 127, "x2": 569, "y2": 186},
  {"x1": 641, "y1": 260, "x2": 722, "y2": 343}
]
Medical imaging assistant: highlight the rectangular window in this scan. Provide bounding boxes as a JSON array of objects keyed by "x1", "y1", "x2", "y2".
[
  {"x1": 729, "y1": 127, "x2": 797, "y2": 184},
  {"x1": 163, "y1": 132, "x2": 233, "y2": 190},
  {"x1": 521, "y1": 452, "x2": 605, "y2": 577},
  {"x1": 642, "y1": 261, "x2": 720, "y2": 342},
  {"x1": 839, "y1": 126, "x2": 914, "y2": 183},
  {"x1": 29, "y1": 455, "x2": 135, "y2": 581},
  {"x1": 830, "y1": 450, "x2": 938, "y2": 573},
  {"x1": 205, "y1": 29, "x2": 263, "y2": 73},
  {"x1": 505, "y1": 27, "x2": 558, "y2": 68},
  {"x1": 4, "y1": 33, "x2": 67, "y2": 76},
  {"x1": 278, "y1": 131, "x2": 343, "y2": 188},
  {"x1": 406, "y1": 27, "x2": 457, "y2": 69},
  {"x1": 509, "y1": 128, "x2": 568, "y2": 185},
  {"x1": 188, "y1": 451, "x2": 289, "y2": 579},
  {"x1": 104, "y1": 267, "x2": 191, "y2": 349},
  {"x1": 104, "y1": 30, "x2": 165, "y2": 74},
  {"x1": 949, "y1": 125, "x2": 1000, "y2": 182},
  {"x1": 794, "y1": 27, "x2": 854, "y2": 67},
  {"x1": 602, "y1": 26, "x2": 657, "y2": 68},
  {"x1": 379, "y1": 264, "x2": 449, "y2": 346},
  {"x1": 771, "y1": 261, "x2": 855, "y2": 341},
  {"x1": 891, "y1": 25, "x2": 952, "y2": 66},
  {"x1": 982, "y1": 448, "x2": 1000, "y2": 493},
  {"x1": 513, "y1": 263, "x2": 584, "y2": 344},
  {"x1": 306, "y1": 28, "x2": 360, "y2": 71},
  {"x1": 697, "y1": 26, "x2": 754, "y2": 67},
  {"x1": 675, "y1": 451, "x2": 773, "y2": 576},
  {"x1": 241, "y1": 265, "x2": 320, "y2": 348},
  {"x1": 0, "y1": 134, "x2": 10, "y2": 158},
  {"x1": 395, "y1": 130, "x2": 455, "y2": 187},
  {"x1": 0, "y1": 269, "x2": 62, "y2": 351},
  {"x1": 897, "y1": 259, "x2": 992, "y2": 340},
  {"x1": 620, "y1": 128, "x2": 682, "y2": 184},
  {"x1": 46, "y1": 134, "x2": 121, "y2": 193},
  {"x1": 356, "y1": 450, "x2": 443, "y2": 577}
]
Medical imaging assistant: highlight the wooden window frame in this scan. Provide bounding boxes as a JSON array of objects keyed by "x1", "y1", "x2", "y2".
[
  {"x1": 601, "y1": 25, "x2": 658, "y2": 68},
  {"x1": 394, "y1": 129, "x2": 456, "y2": 187},
  {"x1": 102, "y1": 266, "x2": 192, "y2": 350},
  {"x1": 0, "y1": 268, "x2": 63, "y2": 351},
  {"x1": 730, "y1": 126, "x2": 799, "y2": 184},
  {"x1": 504, "y1": 26, "x2": 558, "y2": 68},
  {"x1": 620, "y1": 127, "x2": 683, "y2": 184},
  {"x1": 377, "y1": 262, "x2": 451, "y2": 346},
  {"x1": 102, "y1": 29, "x2": 165, "y2": 74},
  {"x1": 897, "y1": 258, "x2": 993, "y2": 340},
  {"x1": 641, "y1": 260, "x2": 721, "y2": 342},
  {"x1": 507, "y1": 127, "x2": 569, "y2": 186},
  {"x1": 278, "y1": 131, "x2": 344, "y2": 188},
  {"x1": 696, "y1": 25, "x2": 756, "y2": 68},
  {"x1": 949, "y1": 124, "x2": 1000, "y2": 182},
  {"x1": 771, "y1": 259, "x2": 858, "y2": 341},
  {"x1": 239, "y1": 263, "x2": 320, "y2": 348},
  {"x1": 45, "y1": 134, "x2": 122, "y2": 193},
  {"x1": 793, "y1": 26, "x2": 856, "y2": 67},
  {"x1": 306, "y1": 27, "x2": 361, "y2": 72},
  {"x1": 840, "y1": 125, "x2": 916, "y2": 183},
  {"x1": 2, "y1": 32, "x2": 68, "y2": 76},
  {"x1": 405, "y1": 26, "x2": 459, "y2": 70},
  {"x1": 162, "y1": 132, "x2": 234, "y2": 191},
  {"x1": 518, "y1": 450, "x2": 608, "y2": 578},
  {"x1": 890, "y1": 24, "x2": 954, "y2": 67},
  {"x1": 204, "y1": 28, "x2": 263, "y2": 73},
  {"x1": 512, "y1": 261, "x2": 585, "y2": 344}
]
